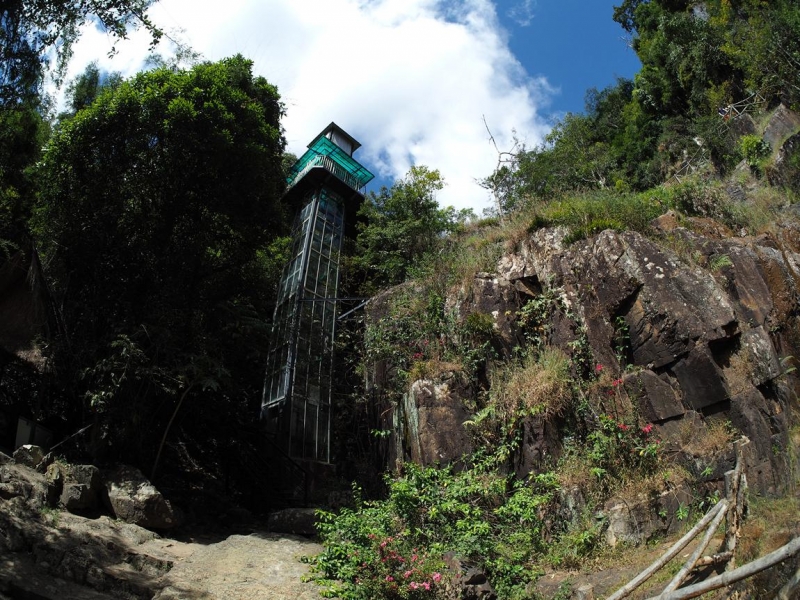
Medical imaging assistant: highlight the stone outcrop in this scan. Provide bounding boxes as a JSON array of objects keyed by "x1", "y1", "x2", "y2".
[
  {"x1": 765, "y1": 104, "x2": 800, "y2": 192},
  {"x1": 603, "y1": 484, "x2": 694, "y2": 547},
  {"x1": 762, "y1": 104, "x2": 800, "y2": 150},
  {"x1": 393, "y1": 375, "x2": 475, "y2": 467}
]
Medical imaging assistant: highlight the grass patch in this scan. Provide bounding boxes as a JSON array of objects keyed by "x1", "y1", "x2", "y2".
[
  {"x1": 489, "y1": 346, "x2": 572, "y2": 420},
  {"x1": 738, "y1": 495, "x2": 800, "y2": 564}
]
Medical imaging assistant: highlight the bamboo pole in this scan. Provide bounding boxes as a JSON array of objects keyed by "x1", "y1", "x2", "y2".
[
  {"x1": 645, "y1": 536, "x2": 800, "y2": 600},
  {"x1": 660, "y1": 499, "x2": 729, "y2": 595},
  {"x1": 605, "y1": 500, "x2": 728, "y2": 600},
  {"x1": 722, "y1": 437, "x2": 750, "y2": 569}
]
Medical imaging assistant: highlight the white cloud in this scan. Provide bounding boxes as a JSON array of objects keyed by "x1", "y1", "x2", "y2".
[
  {"x1": 57, "y1": 0, "x2": 552, "y2": 212},
  {"x1": 507, "y1": 0, "x2": 537, "y2": 28}
]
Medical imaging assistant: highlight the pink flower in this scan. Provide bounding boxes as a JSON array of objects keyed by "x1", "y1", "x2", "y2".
[
  {"x1": 595, "y1": 364, "x2": 604, "y2": 372},
  {"x1": 612, "y1": 378, "x2": 623, "y2": 387},
  {"x1": 385, "y1": 575, "x2": 394, "y2": 582},
  {"x1": 409, "y1": 582, "x2": 419, "y2": 590},
  {"x1": 618, "y1": 423, "x2": 629, "y2": 431},
  {"x1": 423, "y1": 581, "x2": 431, "y2": 590},
  {"x1": 404, "y1": 570, "x2": 414, "y2": 579},
  {"x1": 432, "y1": 572, "x2": 442, "y2": 583},
  {"x1": 411, "y1": 554, "x2": 418, "y2": 562},
  {"x1": 642, "y1": 423, "x2": 653, "y2": 434}
]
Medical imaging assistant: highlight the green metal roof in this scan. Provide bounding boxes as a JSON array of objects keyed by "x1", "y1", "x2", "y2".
[{"x1": 287, "y1": 135, "x2": 375, "y2": 191}]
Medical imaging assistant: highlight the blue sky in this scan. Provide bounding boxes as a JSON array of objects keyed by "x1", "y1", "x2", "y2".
[
  {"x1": 63, "y1": 0, "x2": 641, "y2": 212},
  {"x1": 498, "y1": 0, "x2": 640, "y2": 116}
]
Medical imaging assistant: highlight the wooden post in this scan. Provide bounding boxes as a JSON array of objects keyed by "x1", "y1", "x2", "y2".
[
  {"x1": 646, "y1": 536, "x2": 800, "y2": 600},
  {"x1": 605, "y1": 500, "x2": 728, "y2": 600},
  {"x1": 660, "y1": 499, "x2": 729, "y2": 594},
  {"x1": 722, "y1": 437, "x2": 750, "y2": 571}
]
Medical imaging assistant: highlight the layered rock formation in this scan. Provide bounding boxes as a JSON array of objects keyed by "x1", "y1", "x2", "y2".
[{"x1": 382, "y1": 211, "x2": 800, "y2": 496}]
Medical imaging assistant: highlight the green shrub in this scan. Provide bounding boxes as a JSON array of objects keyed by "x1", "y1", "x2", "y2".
[
  {"x1": 309, "y1": 463, "x2": 560, "y2": 600},
  {"x1": 586, "y1": 414, "x2": 661, "y2": 490},
  {"x1": 738, "y1": 134, "x2": 771, "y2": 170}
]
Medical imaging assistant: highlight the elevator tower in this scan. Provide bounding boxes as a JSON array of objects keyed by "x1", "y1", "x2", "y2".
[{"x1": 261, "y1": 123, "x2": 373, "y2": 462}]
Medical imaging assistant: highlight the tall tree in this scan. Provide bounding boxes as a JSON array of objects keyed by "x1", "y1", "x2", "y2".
[{"x1": 34, "y1": 55, "x2": 288, "y2": 466}]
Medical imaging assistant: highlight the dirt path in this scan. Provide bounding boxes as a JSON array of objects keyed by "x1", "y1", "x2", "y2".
[
  {"x1": 0, "y1": 508, "x2": 324, "y2": 600},
  {"x1": 152, "y1": 532, "x2": 324, "y2": 600}
]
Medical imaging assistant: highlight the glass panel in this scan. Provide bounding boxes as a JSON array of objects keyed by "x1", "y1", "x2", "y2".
[{"x1": 262, "y1": 189, "x2": 347, "y2": 459}]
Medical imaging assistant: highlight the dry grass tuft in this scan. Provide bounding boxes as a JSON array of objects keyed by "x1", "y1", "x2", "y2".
[
  {"x1": 407, "y1": 359, "x2": 463, "y2": 382},
  {"x1": 490, "y1": 346, "x2": 573, "y2": 420},
  {"x1": 680, "y1": 418, "x2": 735, "y2": 458}
]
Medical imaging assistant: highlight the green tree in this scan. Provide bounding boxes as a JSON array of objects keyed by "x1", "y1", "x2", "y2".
[
  {"x1": 33, "y1": 55, "x2": 288, "y2": 468},
  {"x1": 1, "y1": 0, "x2": 160, "y2": 105},
  {"x1": 484, "y1": 79, "x2": 640, "y2": 211},
  {"x1": 61, "y1": 62, "x2": 123, "y2": 118},
  {"x1": 353, "y1": 166, "x2": 466, "y2": 291},
  {"x1": 0, "y1": 98, "x2": 46, "y2": 235},
  {"x1": 721, "y1": 0, "x2": 800, "y2": 106}
]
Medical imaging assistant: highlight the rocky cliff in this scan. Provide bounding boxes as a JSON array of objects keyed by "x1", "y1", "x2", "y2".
[{"x1": 379, "y1": 208, "x2": 800, "y2": 499}]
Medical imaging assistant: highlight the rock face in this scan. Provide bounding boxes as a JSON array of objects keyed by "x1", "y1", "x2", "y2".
[
  {"x1": 103, "y1": 465, "x2": 181, "y2": 530},
  {"x1": 373, "y1": 212, "x2": 800, "y2": 499},
  {"x1": 493, "y1": 224, "x2": 799, "y2": 495},
  {"x1": 393, "y1": 376, "x2": 475, "y2": 467}
]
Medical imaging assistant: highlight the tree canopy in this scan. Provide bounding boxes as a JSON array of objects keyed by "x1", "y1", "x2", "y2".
[
  {"x1": 0, "y1": 0, "x2": 160, "y2": 105},
  {"x1": 486, "y1": 0, "x2": 800, "y2": 213},
  {"x1": 352, "y1": 166, "x2": 471, "y2": 292},
  {"x1": 33, "y1": 55, "x2": 288, "y2": 464}
]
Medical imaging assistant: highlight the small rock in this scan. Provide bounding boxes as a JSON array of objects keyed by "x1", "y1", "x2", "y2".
[{"x1": 443, "y1": 552, "x2": 497, "y2": 600}]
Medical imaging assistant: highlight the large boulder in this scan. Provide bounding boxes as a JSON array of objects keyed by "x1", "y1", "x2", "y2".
[
  {"x1": 102, "y1": 465, "x2": 181, "y2": 530},
  {"x1": 12, "y1": 444, "x2": 44, "y2": 469},
  {"x1": 267, "y1": 508, "x2": 317, "y2": 536},
  {"x1": 58, "y1": 463, "x2": 102, "y2": 513}
]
